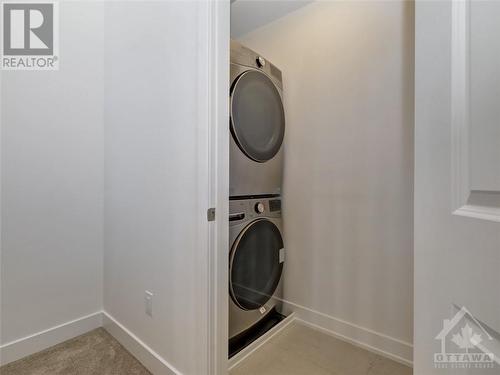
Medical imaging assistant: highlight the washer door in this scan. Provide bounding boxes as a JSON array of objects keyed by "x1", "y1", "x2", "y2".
[
  {"x1": 230, "y1": 70, "x2": 285, "y2": 162},
  {"x1": 230, "y1": 219, "x2": 284, "y2": 310}
]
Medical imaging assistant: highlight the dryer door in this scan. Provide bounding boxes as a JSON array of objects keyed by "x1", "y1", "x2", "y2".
[
  {"x1": 230, "y1": 218, "x2": 284, "y2": 310},
  {"x1": 230, "y1": 70, "x2": 285, "y2": 162}
]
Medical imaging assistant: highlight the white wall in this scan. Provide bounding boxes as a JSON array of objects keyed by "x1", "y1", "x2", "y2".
[
  {"x1": 1, "y1": 0, "x2": 104, "y2": 356},
  {"x1": 1, "y1": 1, "x2": 221, "y2": 371},
  {"x1": 103, "y1": 2, "x2": 211, "y2": 374},
  {"x1": 231, "y1": 0, "x2": 313, "y2": 38},
  {"x1": 237, "y1": 0, "x2": 414, "y2": 362}
]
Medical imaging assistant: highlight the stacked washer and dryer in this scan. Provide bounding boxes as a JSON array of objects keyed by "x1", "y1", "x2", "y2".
[{"x1": 228, "y1": 40, "x2": 286, "y2": 357}]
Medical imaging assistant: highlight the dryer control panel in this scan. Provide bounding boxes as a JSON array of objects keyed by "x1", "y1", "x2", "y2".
[{"x1": 230, "y1": 40, "x2": 283, "y2": 89}]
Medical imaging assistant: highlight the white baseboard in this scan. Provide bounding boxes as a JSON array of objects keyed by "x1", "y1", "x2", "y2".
[
  {"x1": 1, "y1": 306, "x2": 413, "y2": 372},
  {"x1": 283, "y1": 301, "x2": 413, "y2": 367},
  {"x1": 228, "y1": 312, "x2": 296, "y2": 371},
  {"x1": 1, "y1": 311, "x2": 182, "y2": 375},
  {"x1": 0, "y1": 311, "x2": 103, "y2": 366},
  {"x1": 102, "y1": 311, "x2": 180, "y2": 375}
]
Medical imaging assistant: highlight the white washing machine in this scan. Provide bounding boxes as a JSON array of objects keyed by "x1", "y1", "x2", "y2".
[
  {"x1": 228, "y1": 197, "x2": 285, "y2": 352},
  {"x1": 230, "y1": 40, "x2": 285, "y2": 198}
]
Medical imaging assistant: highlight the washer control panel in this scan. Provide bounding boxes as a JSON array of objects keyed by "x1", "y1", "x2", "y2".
[{"x1": 229, "y1": 197, "x2": 281, "y2": 224}]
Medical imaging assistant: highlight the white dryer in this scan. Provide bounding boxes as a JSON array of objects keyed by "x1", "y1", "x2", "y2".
[{"x1": 230, "y1": 40, "x2": 285, "y2": 197}]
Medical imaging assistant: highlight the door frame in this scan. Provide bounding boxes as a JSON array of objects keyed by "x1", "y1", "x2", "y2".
[{"x1": 199, "y1": 1, "x2": 230, "y2": 374}]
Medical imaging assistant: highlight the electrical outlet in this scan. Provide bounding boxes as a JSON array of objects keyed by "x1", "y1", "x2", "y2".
[{"x1": 145, "y1": 291, "x2": 153, "y2": 317}]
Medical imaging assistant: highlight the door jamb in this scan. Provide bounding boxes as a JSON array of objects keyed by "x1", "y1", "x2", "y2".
[{"x1": 201, "y1": 1, "x2": 230, "y2": 374}]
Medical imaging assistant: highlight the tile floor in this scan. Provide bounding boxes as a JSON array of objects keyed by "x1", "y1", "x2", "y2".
[{"x1": 230, "y1": 321, "x2": 413, "y2": 375}]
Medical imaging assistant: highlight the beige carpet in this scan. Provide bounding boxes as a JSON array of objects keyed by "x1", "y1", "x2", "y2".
[{"x1": 0, "y1": 328, "x2": 151, "y2": 375}]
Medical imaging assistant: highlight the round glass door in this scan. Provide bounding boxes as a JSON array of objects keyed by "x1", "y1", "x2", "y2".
[
  {"x1": 230, "y1": 219, "x2": 284, "y2": 310},
  {"x1": 230, "y1": 70, "x2": 285, "y2": 162}
]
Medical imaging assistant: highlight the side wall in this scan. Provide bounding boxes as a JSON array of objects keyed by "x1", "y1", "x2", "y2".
[
  {"x1": 237, "y1": 0, "x2": 414, "y2": 364},
  {"x1": 103, "y1": 2, "x2": 211, "y2": 374},
  {"x1": 0, "y1": 2, "x2": 104, "y2": 364}
]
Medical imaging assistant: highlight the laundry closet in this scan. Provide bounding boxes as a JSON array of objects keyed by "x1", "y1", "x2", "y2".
[
  {"x1": 227, "y1": 1, "x2": 414, "y2": 372},
  {"x1": 4, "y1": 1, "x2": 500, "y2": 374}
]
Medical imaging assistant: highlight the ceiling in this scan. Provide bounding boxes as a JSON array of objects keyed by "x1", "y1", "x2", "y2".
[{"x1": 231, "y1": 0, "x2": 314, "y2": 38}]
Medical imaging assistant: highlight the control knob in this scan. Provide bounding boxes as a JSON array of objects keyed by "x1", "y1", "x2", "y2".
[
  {"x1": 255, "y1": 202, "x2": 265, "y2": 214},
  {"x1": 256, "y1": 56, "x2": 266, "y2": 68}
]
